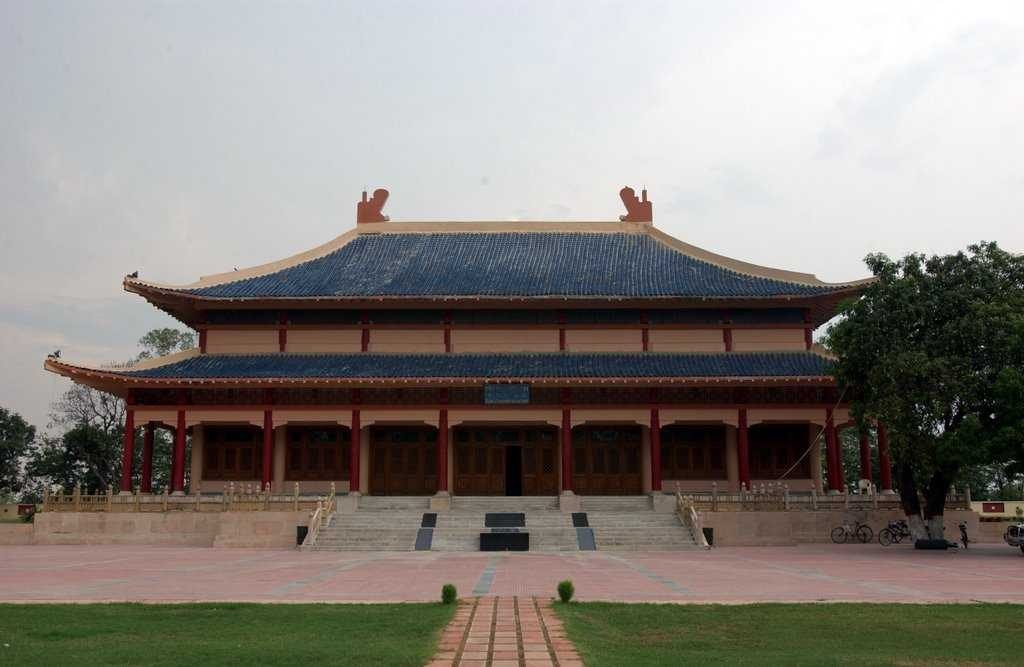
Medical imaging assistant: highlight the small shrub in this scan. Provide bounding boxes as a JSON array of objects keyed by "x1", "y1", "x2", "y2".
[
  {"x1": 441, "y1": 583, "x2": 457, "y2": 605},
  {"x1": 557, "y1": 579, "x2": 574, "y2": 603}
]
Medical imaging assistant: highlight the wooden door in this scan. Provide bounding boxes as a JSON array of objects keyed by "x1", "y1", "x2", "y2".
[
  {"x1": 521, "y1": 429, "x2": 558, "y2": 495},
  {"x1": 454, "y1": 428, "x2": 504, "y2": 495},
  {"x1": 369, "y1": 426, "x2": 437, "y2": 495},
  {"x1": 572, "y1": 426, "x2": 643, "y2": 495}
]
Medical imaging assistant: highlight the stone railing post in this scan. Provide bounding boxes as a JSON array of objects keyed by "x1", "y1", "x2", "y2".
[
  {"x1": 711, "y1": 481, "x2": 718, "y2": 512},
  {"x1": 73, "y1": 484, "x2": 81, "y2": 512},
  {"x1": 106, "y1": 487, "x2": 114, "y2": 512},
  {"x1": 42, "y1": 487, "x2": 50, "y2": 513},
  {"x1": 811, "y1": 484, "x2": 818, "y2": 510},
  {"x1": 162, "y1": 487, "x2": 169, "y2": 512},
  {"x1": 293, "y1": 482, "x2": 300, "y2": 511}
]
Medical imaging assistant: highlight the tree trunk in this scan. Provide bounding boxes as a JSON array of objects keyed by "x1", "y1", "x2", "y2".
[
  {"x1": 925, "y1": 516, "x2": 946, "y2": 540},
  {"x1": 907, "y1": 514, "x2": 929, "y2": 541},
  {"x1": 922, "y1": 467, "x2": 956, "y2": 540},
  {"x1": 897, "y1": 462, "x2": 928, "y2": 540}
]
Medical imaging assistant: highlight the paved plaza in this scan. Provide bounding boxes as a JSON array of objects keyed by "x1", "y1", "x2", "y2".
[{"x1": 1, "y1": 543, "x2": 1022, "y2": 604}]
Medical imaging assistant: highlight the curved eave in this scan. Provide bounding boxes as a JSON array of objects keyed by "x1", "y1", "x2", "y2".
[
  {"x1": 124, "y1": 279, "x2": 871, "y2": 329},
  {"x1": 45, "y1": 357, "x2": 836, "y2": 396}
]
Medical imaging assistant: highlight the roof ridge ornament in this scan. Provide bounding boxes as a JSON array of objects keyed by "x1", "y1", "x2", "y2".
[
  {"x1": 619, "y1": 186, "x2": 653, "y2": 223},
  {"x1": 356, "y1": 188, "x2": 389, "y2": 223}
]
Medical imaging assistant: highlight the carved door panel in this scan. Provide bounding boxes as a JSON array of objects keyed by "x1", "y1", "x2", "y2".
[
  {"x1": 522, "y1": 431, "x2": 558, "y2": 495},
  {"x1": 369, "y1": 426, "x2": 437, "y2": 495},
  {"x1": 572, "y1": 426, "x2": 643, "y2": 495}
]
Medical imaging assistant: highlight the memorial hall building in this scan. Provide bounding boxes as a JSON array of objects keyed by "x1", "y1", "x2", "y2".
[{"x1": 45, "y1": 187, "x2": 881, "y2": 506}]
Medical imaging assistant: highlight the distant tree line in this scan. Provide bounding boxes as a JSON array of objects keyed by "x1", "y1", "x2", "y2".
[{"x1": 1, "y1": 328, "x2": 194, "y2": 503}]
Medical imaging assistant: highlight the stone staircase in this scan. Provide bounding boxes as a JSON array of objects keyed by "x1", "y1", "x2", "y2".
[
  {"x1": 308, "y1": 495, "x2": 699, "y2": 551},
  {"x1": 311, "y1": 496, "x2": 428, "y2": 551},
  {"x1": 431, "y1": 496, "x2": 578, "y2": 552},
  {"x1": 582, "y1": 496, "x2": 700, "y2": 551}
]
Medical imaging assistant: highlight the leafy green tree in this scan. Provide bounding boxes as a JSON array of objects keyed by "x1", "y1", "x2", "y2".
[
  {"x1": 24, "y1": 425, "x2": 121, "y2": 494},
  {"x1": 827, "y1": 242, "x2": 1024, "y2": 538},
  {"x1": 837, "y1": 427, "x2": 879, "y2": 493},
  {"x1": 24, "y1": 327, "x2": 195, "y2": 497},
  {"x1": 0, "y1": 407, "x2": 35, "y2": 499},
  {"x1": 136, "y1": 328, "x2": 195, "y2": 359}
]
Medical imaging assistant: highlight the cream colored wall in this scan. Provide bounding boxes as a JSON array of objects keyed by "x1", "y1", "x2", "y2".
[
  {"x1": 449, "y1": 409, "x2": 561, "y2": 426},
  {"x1": 195, "y1": 324, "x2": 810, "y2": 354},
  {"x1": 450, "y1": 329, "x2": 559, "y2": 352},
  {"x1": 287, "y1": 329, "x2": 361, "y2": 353},
  {"x1": 273, "y1": 428, "x2": 286, "y2": 491},
  {"x1": 205, "y1": 329, "x2": 279, "y2": 354},
  {"x1": 648, "y1": 329, "x2": 724, "y2": 352},
  {"x1": 571, "y1": 409, "x2": 649, "y2": 427},
  {"x1": 190, "y1": 425, "x2": 204, "y2": 493},
  {"x1": 731, "y1": 328, "x2": 806, "y2": 352},
  {"x1": 564, "y1": 329, "x2": 643, "y2": 352},
  {"x1": 369, "y1": 329, "x2": 445, "y2": 353}
]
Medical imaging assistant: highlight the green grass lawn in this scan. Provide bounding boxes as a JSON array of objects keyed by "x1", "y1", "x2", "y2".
[
  {"x1": 0, "y1": 603, "x2": 454, "y2": 666},
  {"x1": 554, "y1": 602, "x2": 1024, "y2": 666}
]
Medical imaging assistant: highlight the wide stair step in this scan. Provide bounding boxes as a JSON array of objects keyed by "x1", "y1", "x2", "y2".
[{"x1": 308, "y1": 495, "x2": 699, "y2": 551}]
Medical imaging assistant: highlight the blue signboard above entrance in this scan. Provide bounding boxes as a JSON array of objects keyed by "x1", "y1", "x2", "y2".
[{"x1": 484, "y1": 384, "x2": 530, "y2": 405}]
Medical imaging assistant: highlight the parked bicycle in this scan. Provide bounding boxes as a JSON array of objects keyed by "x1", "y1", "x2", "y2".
[
  {"x1": 878, "y1": 519, "x2": 911, "y2": 546},
  {"x1": 831, "y1": 520, "x2": 873, "y2": 544}
]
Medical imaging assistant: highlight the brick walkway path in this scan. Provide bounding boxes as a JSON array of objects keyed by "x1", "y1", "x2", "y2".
[{"x1": 428, "y1": 596, "x2": 582, "y2": 667}]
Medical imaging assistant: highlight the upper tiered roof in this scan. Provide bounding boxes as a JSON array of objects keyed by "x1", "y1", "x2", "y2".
[{"x1": 124, "y1": 188, "x2": 871, "y2": 325}]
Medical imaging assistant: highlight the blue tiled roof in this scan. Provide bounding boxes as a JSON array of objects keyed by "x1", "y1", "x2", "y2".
[
  {"x1": 120, "y1": 352, "x2": 834, "y2": 380},
  {"x1": 177, "y1": 233, "x2": 848, "y2": 299}
]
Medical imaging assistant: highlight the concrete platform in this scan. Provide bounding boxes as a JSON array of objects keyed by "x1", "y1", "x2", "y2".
[{"x1": 0, "y1": 543, "x2": 1021, "y2": 604}]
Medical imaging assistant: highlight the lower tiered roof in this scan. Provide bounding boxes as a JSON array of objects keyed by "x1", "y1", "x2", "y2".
[{"x1": 46, "y1": 351, "x2": 835, "y2": 388}]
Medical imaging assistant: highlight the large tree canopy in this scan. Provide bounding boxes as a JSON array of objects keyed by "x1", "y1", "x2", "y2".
[
  {"x1": 827, "y1": 242, "x2": 1024, "y2": 537},
  {"x1": 20, "y1": 327, "x2": 194, "y2": 499},
  {"x1": 137, "y1": 328, "x2": 195, "y2": 359},
  {"x1": 0, "y1": 407, "x2": 35, "y2": 499}
]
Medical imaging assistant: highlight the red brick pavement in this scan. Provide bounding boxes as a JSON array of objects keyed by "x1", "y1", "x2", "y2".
[
  {"x1": 1, "y1": 544, "x2": 1022, "y2": 603},
  {"x1": 426, "y1": 597, "x2": 582, "y2": 667}
]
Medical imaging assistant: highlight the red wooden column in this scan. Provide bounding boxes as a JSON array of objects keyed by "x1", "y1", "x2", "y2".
[
  {"x1": 261, "y1": 409, "x2": 274, "y2": 491},
  {"x1": 649, "y1": 408, "x2": 662, "y2": 492},
  {"x1": 171, "y1": 408, "x2": 186, "y2": 493},
  {"x1": 824, "y1": 408, "x2": 841, "y2": 492},
  {"x1": 120, "y1": 404, "x2": 136, "y2": 493},
  {"x1": 349, "y1": 409, "x2": 361, "y2": 493},
  {"x1": 560, "y1": 407, "x2": 573, "y2": 493},
  {"x1": 737, "y1": 408, "x2": 750, "y2": 490},
  {"x1": 141, "y1": 422, "x2": 155, "y2": 493},
  {"x1": 437, "y1": 408, "x2": 449, "y2": 493},
  {"x1": 858, "y1": 428, "x2": 872, "y2": 483},
  {"x1": 877, "y1": 422, "x2": 894, "y2": 492}
]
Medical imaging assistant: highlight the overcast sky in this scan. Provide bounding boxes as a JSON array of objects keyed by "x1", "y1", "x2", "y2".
[{"x1": 2, "y1": 1, "x2": 1022, "y2": 429}]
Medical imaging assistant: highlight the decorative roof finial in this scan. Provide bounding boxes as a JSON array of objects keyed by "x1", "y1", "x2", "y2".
[
  {"x1": 357, "y1": 188, "x2": 390, "y2": 223},
  {"x1": 619, "y1": 186, "x2": 653, "y2": 223}
]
